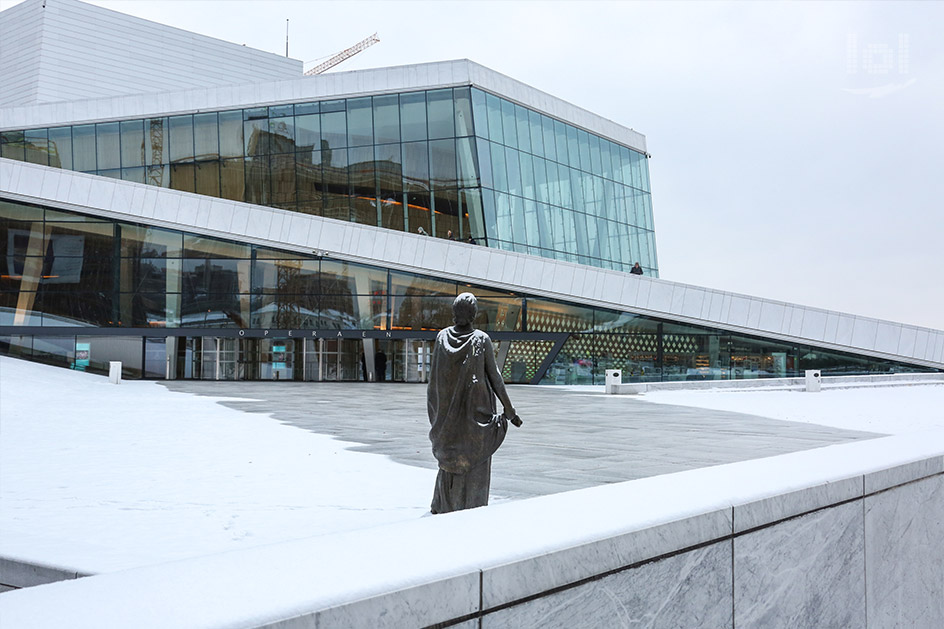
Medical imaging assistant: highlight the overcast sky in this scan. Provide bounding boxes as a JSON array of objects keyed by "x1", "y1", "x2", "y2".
[{"x1": 3, "y1": 0, "x2": 942, "y2": 329}]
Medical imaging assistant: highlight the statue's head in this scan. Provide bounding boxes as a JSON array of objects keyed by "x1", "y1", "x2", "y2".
[{"x1": 452, "y1": 292, "x2": 478, "y2": 326}]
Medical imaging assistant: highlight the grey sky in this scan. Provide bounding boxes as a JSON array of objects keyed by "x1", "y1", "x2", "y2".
[{"x1": 4, "y1": 0, "x2": 942, "y2": 329}]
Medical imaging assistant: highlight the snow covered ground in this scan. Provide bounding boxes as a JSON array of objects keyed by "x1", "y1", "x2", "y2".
[
  {"x1": 1, "y1": 355, "x2": 942, "y2": 578},
  {"x1": 641, "y1": 384, "x2": 944, "y2": 435},
  {"x1": 0, "y1": 356, "x2": 434, "y2": 574}
]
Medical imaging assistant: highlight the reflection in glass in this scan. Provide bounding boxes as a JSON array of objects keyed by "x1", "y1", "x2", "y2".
[
  {"x1": 72, "y1": 125, "x2": 96, "y2": 171},
  {"x1": 170, "y1": 163, "x2": 195, "y2": 193},
  {"x1": 39, "y1": 291, "x2": 112, "y2": 327},
  {"x1": 454, "y1": 88, "x2": 474, "y2": 137},
  {"x1": 527, "y1": 298, "x2": 594, "y2": 333},
  {"x1": 121, "y1": 225, "x2": 182, "y2": 257},
  {"x1": 244, "y1": 118, "x2": 268, "y2": 156},
  {"x1": 321, "y1": 110, "x2": 346, "y2": 150},
  {"x1": 195, "y1": 161, "x2": 220, "y2": 198},
  {"x1": 48, "y1": 127, "x2": 72, "y2": 169},
  {"x1": 253, "y1": 259, "x2": 320, "y2": 293},
  {"x1": 347, "y1": 98, "x2": 373, "y2": 147},
  {"x1": 400, "y1": 92, "x2": 427, "y2": 142},
  {"x1": 427, "y1": 89, "x2": 455, "y2": 139},
  {"x1": 169, "y1": 115, "x2": 195, "y2": 163},
  {"x1": 119, "y1": 120, "x2": 145, "y2": 168},
  {"x1": 145, "y1": 118, "x2": 168, "y2": 167},
  {"x1": 220, "y1": 158, "x2": 245, "y2": 201},
  {"x1": 296, "y1": 148, "x2": 323, "y2": 215},
  {"x1": 349, "y1": 146, "x2": 376, "y2": 225},
  {"x1": 269, "y1": 117, "x2": 295, "y2": 153},
  {"x1": 0, "y1": 131, "x2": 25, "y2": 160},
  {"x1": 218, "y1": 111, "x2": 243, "y2": 159},
  {"x1": 429, "y1": 139, "x2": 457, "y2": 189},
  {"x1": 269, "y1": 153, "x2": 296, "y2": 208},
  {"x1": 24, "y1": 129, "x2": 48, "y2": 165},
  {"x1": 0, "y1": 86, "x2": 657, "y2": 276},
  {"x1": 194, "y1": 113, "x2": 220, "y2": 160},
  {"x1": 96, "y1": 123, "x2": 120, "y2": 170},
  {"x1": 322, "y1": 147, "x2": 349, "y2": 221},
  {"x1": 180, "y1": 292, "x2": 249, "y2": 328},
  {"x1": 372, "y1": 94, "x2": 399, "y2": 144}
]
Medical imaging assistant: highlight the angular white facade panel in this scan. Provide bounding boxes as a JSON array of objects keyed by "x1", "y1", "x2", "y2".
[
  {"x1": 913, "y1": 330, "x2": 930, "y2": 360},
  {"x1": 728, "y1": 296, "x2": 751, "y2": 327},
  {"x1": 0, "y1": 0, "x2": 301, "y2": 107},
  {"x1": 851, "y1": 318, "x2": 879, "y2": 350},
  {"x1": 647, "y1": 281, "x2": 674, "y2": 313},
  {"x1": 873, "y1": 322, "x2": 902, "y2": 356},
  {"x1": 758, "y1": 302, "x2": 786, "y2": 333}
]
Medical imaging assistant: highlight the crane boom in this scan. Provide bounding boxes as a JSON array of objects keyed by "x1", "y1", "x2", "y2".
[{"x1": 304, "y1": 33, "x2": 379, "y2": 76}]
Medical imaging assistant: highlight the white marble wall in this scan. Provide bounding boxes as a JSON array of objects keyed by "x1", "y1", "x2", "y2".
[
  {"x1": 481, "y1": 541, "x2": 733, "y2": 628},
  {"x1": 733, "y1": 501, "x2": 866, "y2": 628},
  {"x1": 478, "y1": 473, "x2": 943, "y2": 629},
  {"x1": 0, "y1": 0, "x2": 301, "y2": 108},
  {"x1": 865, "y1": 474, "x2": 944, "y2": 628}
]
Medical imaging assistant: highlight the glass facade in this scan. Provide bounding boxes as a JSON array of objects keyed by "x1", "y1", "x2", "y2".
[
  {"x1": 470, "y1": 90, "x2": 656, "y2": 272},
  {"x1": 0, "y1": 86, "x2": 657, "y2": 275},
  {"x1": 1, "y1": 198, "x2": 931, "y2": 383}
]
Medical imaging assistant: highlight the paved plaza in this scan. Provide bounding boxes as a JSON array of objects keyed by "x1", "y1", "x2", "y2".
[{"x1": 162, "y1": 382, "x2": 881, "y2": 503}]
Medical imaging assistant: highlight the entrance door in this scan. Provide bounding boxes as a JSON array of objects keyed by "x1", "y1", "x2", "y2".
[
  {"x1": 319, "y1": 338, "x2": 364, "y2": 381},
  {"x1": 191, "y1": 338, "x2": 239, "y2": 380},
  {"x1": 392, "y1": 339, "x2": 432, "y2": 383},
  {"x1": 258, "y1": 339, "x2": 295, "y2": 380}
]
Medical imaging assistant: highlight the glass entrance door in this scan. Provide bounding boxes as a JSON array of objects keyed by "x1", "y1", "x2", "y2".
[
  {"x1": 392, "y1": 339, "x2": 431, "y2": 383},
  {"x1": 315, "y1": 338, "x2": 363, "y2": 381},
  {"x1": 258, "y1": 339, "x2": 295, "y2": 380},
  {"x1": 192, "y1": 337, "x2": 238, "y2": 380}
]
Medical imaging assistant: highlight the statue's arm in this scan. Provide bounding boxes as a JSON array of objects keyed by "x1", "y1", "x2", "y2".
[{"x1": 484, "y1": 336, "x2": 517, "y2": 420}]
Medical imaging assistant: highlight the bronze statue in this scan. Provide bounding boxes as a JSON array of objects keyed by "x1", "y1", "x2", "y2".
[{"x1": 427, "y1": 292, "x2": 522, "y2": 514}]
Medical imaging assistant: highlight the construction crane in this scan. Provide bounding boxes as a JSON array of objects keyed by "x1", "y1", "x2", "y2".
[{"x1": 304, "y1": 33, "x2": 379, "y2": 76}]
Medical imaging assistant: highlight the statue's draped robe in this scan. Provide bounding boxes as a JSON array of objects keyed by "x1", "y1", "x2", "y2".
[{"x1": 427, "y1": 327, "x2": 508, "y2": 513}]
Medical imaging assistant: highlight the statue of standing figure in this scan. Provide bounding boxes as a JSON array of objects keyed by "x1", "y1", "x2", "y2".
[{"x1": 427, "y1": 292, "x2": 523, "y2": 514}]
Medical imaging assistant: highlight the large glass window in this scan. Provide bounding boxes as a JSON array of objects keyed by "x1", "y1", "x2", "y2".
[
  {"x1": 23, "y1": 129, "x2": 48, "y2": 166},
  {"x1": 95, "y1": 123, "x2": 120, "y2": 170},
  {"x1": 243, "y1": 109, "x2": 269, "y2": 156},
  {"x1": 1, "y1": 200, "x2": 935, "y2": 383},
  {"x1": 72, "y1": 125, "x2": 97, "y2": 171},
  {"x1": 400, "y1": 92, "x2": 427, "y2": 142},
  {"x1": 169, "y1": 115, "x2": 195, "y2": 163},
  {"x1": 48, "y1": 127, "x2": 72, "y2": 170},
  {"x1": 119, "y1": 120, "x2": 145, "y2": 168},
  {"x1": 370, "y1": 94, "x2": 399, "y2": 145},
  {"x1": 347, "y1": 97, "x2": 373, "y2": 147},
  {"x1": 0, "y1": 85, "x2": 656, "y2": 274},
  {"x1": 427, "y1": 89, "x2": 455, "y2": 140},
  {"x1": 194, "y1": 113, "x2": 220, "y2": 160}
]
